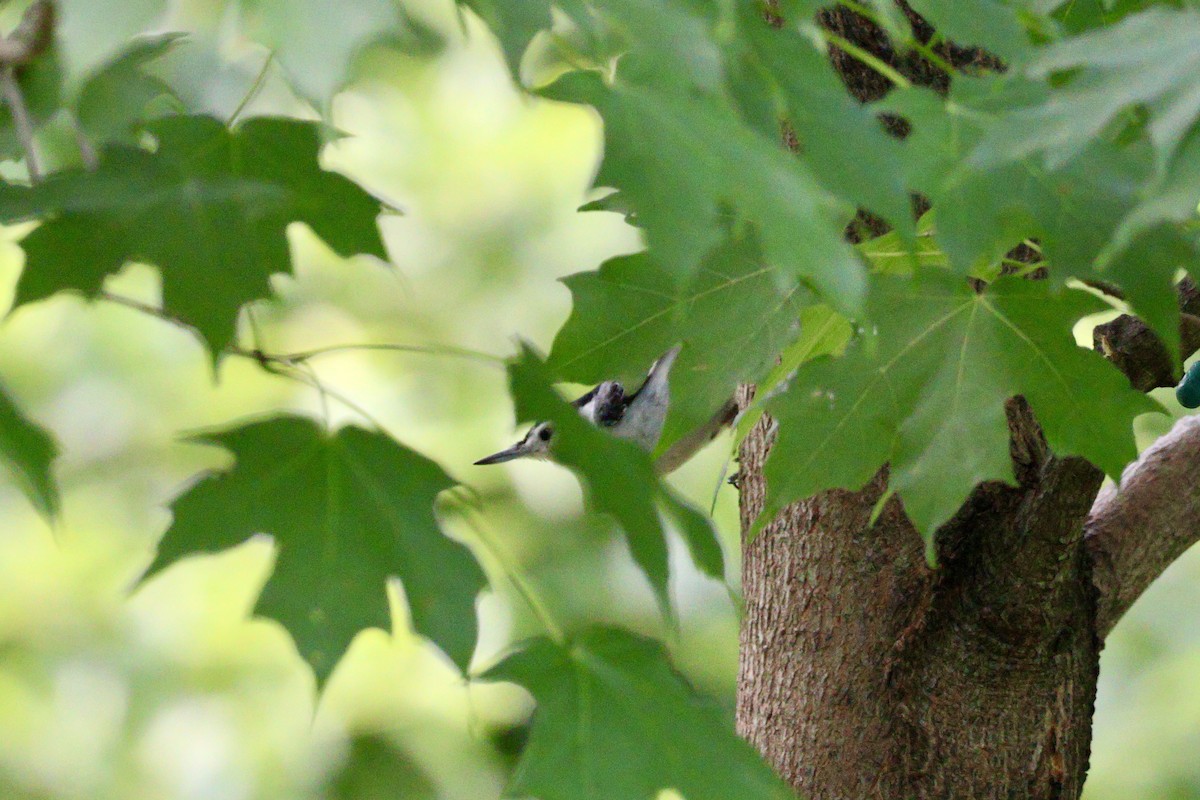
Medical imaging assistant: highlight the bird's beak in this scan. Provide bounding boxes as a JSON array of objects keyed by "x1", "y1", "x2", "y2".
[{"x1": 473, "y1": 443, "x2": 527, "y2": 465}]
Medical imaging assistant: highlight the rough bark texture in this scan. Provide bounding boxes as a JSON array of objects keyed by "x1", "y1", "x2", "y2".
[
  {"x1": 737, "y1": 392, "x2": 1104, "y2": 798},
  {"x1": 735, "y1": 5, "x2": 1200, "y2": 800},
  {"x1": 1086, "y1": 413, "x2": 1200, "y2": 638}
]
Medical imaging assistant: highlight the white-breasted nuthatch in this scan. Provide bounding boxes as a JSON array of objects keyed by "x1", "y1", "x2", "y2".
[{"x1": 475, "y1": 345, "x2": 687, "y2": 467}]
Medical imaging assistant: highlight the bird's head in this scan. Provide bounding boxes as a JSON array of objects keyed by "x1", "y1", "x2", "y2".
[{"x1": 473, "y1": 420, "x2": 556, "y2": 465}]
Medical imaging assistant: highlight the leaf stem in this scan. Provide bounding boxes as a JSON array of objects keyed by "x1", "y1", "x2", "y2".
[
  {"x1": 817, "y1": 28, "x2": 912, "y2": 90},
  {"x1": 2, "y1": 65, "x2": 40, "y2": 182},
  {"x1": 70, "y1": 114, "x2": 98, "y2": 170},
  {"x1": 228, "y1": 51, "x2": 274, "y2": 127},
  {"x1": 261, "y1": 341, "x2": 506, "y2": 365},
  {"x1": 453, "y1": 500, "x2": 565, "y2": 646}
]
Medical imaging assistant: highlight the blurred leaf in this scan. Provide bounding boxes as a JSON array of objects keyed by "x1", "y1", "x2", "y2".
[
  {"x1": 241, "y1": 0, "x2": 436, "y2": 106},
  {"x1": 548, "y1": 236, "x2": 805, "y2": 448},
  {"x1": 742, "y1": 16, "x2": 914, "y2": 237},
  {"x1": 858, "y1": 212, "x2": 947, "y2": 276},
  {"x1": 1111, "y1": 124, "x2": 1200, "y2": 250},
  {"x1": 6, "y1": 115, "x2": 386, "y2": 355},
  {"x1": 75, "y1": 34, "x2": 181, "y2": 146},
  {"x1": 905, "y1": 0, "x2": 1033, "y2": 61},
  {"x1": 0, "y1": 46, "x2": 61, "y2": 161},
  {"x1": 893, "y1": 78, "x2": 1194, "y2": 357},
  {"x1": 543, "y1": 69, "x2": 863, "y2": 311},
  {"x1": 55, "y1": 0, "x2": 169, "y2": 88},
  {"x1": 484, "y1": 626, "x2": 790, "y2": 800},
  {"x1": 328, "y1": 736, "x2": 437, "y2": 800},
  {"x1": 150, "y1": 416, "x2": 484, "y2": 682},
  {"x1": 509, "y1": 347, "x2": 724, "y2": 609},
  {"x1": 735, "y1": 303, "x2": 853, "y2": 442},
  {"x1": 972, "y1": 8, "x2": 1200, "y2": 169},
  {"x1": 1102, "y1": 225, "x2": 1199, "y2": 365},
  {"x1": 0, "y1": 382, "x2": 58, "y2": 518},
  {"x1": 763, "y1": 272, "x2": 1158, "y2": 543},
  {"x1": 459, "y1": 0, "x2": 555, "y2": 77}
]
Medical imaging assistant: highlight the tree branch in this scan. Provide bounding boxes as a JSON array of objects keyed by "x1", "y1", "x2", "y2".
[
  {"x1": 1086, "y1": 413, "x2": 1200, "y2": 638},
  {"x1": 1085, "y1": 277, "x2": 1200, "y2": 639}
]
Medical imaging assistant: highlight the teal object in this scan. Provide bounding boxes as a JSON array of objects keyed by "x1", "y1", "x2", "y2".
[{"x1": 1177, "y1": 361, "x2": 1200, "y2": 408}]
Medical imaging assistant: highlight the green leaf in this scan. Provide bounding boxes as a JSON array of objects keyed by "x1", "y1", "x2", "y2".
[
  {"x1": 971, "y1": 8, "x2": 1200, "y2": 169},
  {"x1": 328, "y1": 736, "x2": 437, "y2": 800},
  {"x1": 543, "y1": 69, "x2": 863, "y2": 311},
  {"x1": 149, "y1": 416, "x2": 484, "y2": 682},
  {"x1": 1102, "y1": 225, "x2": 1198, "y2": 366},
  {"x1": 547, "y1": 237, "x2": 805, "y2": 449},
  {"x1": 7, "y1": 115, "x2": 386, "y2": 355},
  {"x1": 0, "y1": 45, "x2": 62, "y2": 161},
  {"x1": 0, "y1": 382, "x2": 58, "y2": 518},
  {"x1": 858, "y1": 212, "x2": 947, "y2": 276},
  {"x1": 762, "y1": 272, "x2": 1157, "y2": 540},
  {"x1": 904, "y1": 0, "x2": 1033, "y2": 62},
  {"x1": 509, "y1": 347, "x2": 724, "y2": 606},
  {"x1": 734, "y1": 303, "x2": 853, "y2": 442},
  {"x1": 894, "y1": 80, "x2": 1193, "y2": 357},
  {"x1": 742, "y1": 16, "x2": 914, "y2": 237},
  {"x1": 75, "y1": 34, "x2": 181, "y2": 147},
  {"x1": 484, "y1": 627, "x2": 790, "y2": 800}
]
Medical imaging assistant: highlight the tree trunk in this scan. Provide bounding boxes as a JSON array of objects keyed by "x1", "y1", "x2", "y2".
[
  {"x1": 732, "y1": 7, "x2": 1157, "y2": 798},
  {"x1": 736, "y1": 390, "x2": 1103, "y2": 798}
]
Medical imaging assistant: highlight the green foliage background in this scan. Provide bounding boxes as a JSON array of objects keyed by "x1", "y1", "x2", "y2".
[{"x1": 0, "y1": 0, "x2": 1198, "y2": 798}]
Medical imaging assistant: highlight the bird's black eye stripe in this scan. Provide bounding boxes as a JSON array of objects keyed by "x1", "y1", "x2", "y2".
[{"x1": 538, "y1": 425, "x2": 553, "y2": 441}]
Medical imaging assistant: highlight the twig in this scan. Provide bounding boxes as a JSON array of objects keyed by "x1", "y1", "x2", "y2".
[
  {"x1": 97, "y1": 290, "x2": 505, "y2": 368},
  {"x1": 257, "y1": 341, "x2": 506, "y2": 365},
  {"x1": 2, "y1": 66, "x2": 39, "y2": 181},
  {"x1": 70, "y1": 114, "x2": 98, "y2": 171},
  {"x1": 817, "y1": 28, "x2": 913, "y2": 90},
  {"x1": 227, "y1": 51, "x2": 274, "y2": 127},
  {"x1": 98, "y1": 290, "x2": 200, "y2": 334},
  {"x1": 449, "y1": 498, "x2": 566, "y2": 646}
]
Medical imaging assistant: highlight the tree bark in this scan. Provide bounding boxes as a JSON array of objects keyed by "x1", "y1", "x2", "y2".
[
  {"x1": 737, "y1": 392, "x2": 1103, "y2": 798},
  {"x1": 734, "y1": 6, "x2": 1200, "y2": 799}
]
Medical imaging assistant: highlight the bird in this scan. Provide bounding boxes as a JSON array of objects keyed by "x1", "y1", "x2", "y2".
[{"x1": 474, "y1": 345, "x2": 736, "y2": 473}]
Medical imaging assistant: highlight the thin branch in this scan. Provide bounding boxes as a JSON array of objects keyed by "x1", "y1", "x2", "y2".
[
  {"x1": 2, "y1": 66, "x2": 39, "y2": 181},
  {"x1": 97, "y1": 291, "x2": 505, "y2": 369},
  {"x1": 1086, "y1": 413, "x2": 1200, "y2": 638},
  {"x1": 227, "y1": 52, "x2": 274, "y2": 127},
  {"x1": 448, "y1": 498, "x2": 566, "y2": 646},
  {"x1": 262, "y1": 341, "x2": 506, "y2": 365},
  {"x1": 98, "y1": 290, "x2": 201, "y2": 334},
  {"x1": 817, "y1": 28, "x2": 913, "y2": 89},
  {"x1": 70, "y1": 114, "x2": 99, "y2": 171},
  {"x1": 0, "y1": 1, "x2": 53, "y2": 65}
]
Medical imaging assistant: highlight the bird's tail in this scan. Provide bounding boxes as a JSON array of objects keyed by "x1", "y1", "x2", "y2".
[{"x1": 654, "y1": 397, "x2": 739, "y2": 475}]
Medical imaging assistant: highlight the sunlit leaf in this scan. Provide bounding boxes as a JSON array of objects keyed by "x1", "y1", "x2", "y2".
[
  {"x1": 150, "y1": 416, "x2": 484, "y2": 682},
  {"x1": 484, "y1": 627, "x2": 790, "y2": 800},
  {"x1": 763, "y1": 272, "x2": 1157, "y2": 542},
  {"x1": 241, "y1": 0, "x2": 440, "y2": 106},
  {"x1": 972, "y1": 8, "x2": 1200, "y2": 169}
]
